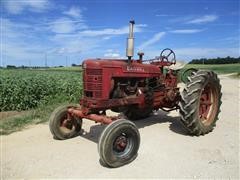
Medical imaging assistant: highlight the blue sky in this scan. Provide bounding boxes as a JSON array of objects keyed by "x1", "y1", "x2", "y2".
[{"x1": 1, "y1": 0, "x2": 239, "y2": 67}]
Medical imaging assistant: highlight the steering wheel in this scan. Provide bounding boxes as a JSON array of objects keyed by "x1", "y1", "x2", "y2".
[{"x1": 160, "y1": 48, "x2": 176, "y2": 64}]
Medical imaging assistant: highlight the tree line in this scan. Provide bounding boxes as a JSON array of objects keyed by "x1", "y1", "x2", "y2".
[{"x1": 189, "y1": 56, "x2": 240, "y2": 64}]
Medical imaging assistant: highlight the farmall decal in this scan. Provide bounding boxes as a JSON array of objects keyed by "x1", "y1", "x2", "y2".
[{"x1": 126, "y1": 66, "x2": 145, "y2": 72}]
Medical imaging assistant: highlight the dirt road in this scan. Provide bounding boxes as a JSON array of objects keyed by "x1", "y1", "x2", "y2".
[{"x1": 1, "y1": 75, "x2": 239, "y2": 179}]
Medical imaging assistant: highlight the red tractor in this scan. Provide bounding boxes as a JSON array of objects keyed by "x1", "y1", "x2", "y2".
[{"x1": 49, "y1": 20, "x2": 222, "y2": 168}]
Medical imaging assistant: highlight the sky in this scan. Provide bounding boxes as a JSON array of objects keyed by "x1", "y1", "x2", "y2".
[{"x1": 1, "y1": 0, "x2": 239, "y2": 67}]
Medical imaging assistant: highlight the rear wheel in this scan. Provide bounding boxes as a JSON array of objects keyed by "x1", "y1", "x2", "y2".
[
  {"x1": 49, "y1": 104, "x2": 82, "y2": 140},
  {"x1": 179, "y1": 71, "x2": 222, "y2": 136},
  {"x1": 98, "y1": 119, "x2": 140, "y2": 168}
]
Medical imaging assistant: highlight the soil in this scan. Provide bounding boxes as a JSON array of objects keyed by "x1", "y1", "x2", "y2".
[{"x1": 0, "y1": 111, "x2": 28, "y2": 120}]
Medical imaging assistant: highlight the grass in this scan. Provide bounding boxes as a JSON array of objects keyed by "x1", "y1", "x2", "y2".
[
  {"x1": 229, "y1": 72, "x2": 240, "y2": 78},
  {"x1": 0, "y1": 96, "x2": 76, "y2": 135},
  {"x1": 184, "y1": 63, "x2": 240, "y2": 74},
  {"x1": 48, "y1": 66, "x2": 82, "y2": 72}
]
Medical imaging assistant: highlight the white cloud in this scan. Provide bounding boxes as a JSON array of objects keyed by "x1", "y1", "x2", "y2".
[
  {"x1": 170, "y1": 29, "x2": 204, "y2": 34},
  {"x1": 156, "y1": 14, "x2": 175, "y2": 17},
  {"x1": 187, "y1": 15, "x2": 218, "y2": 24},
  {"x1": 103, "y1": 49, "x2": 121, "y2": 58},
  {"x1": 137, "y1": 24, "x2": 148, "y2": 28},
  {"x1": 49, "y1": 17, "x2": 77, "y2": 34},
  {"x1": 138, "y1": 32, "x2": 166, "y2": 50},
  {"x1": 102, "y1": 36, "x2": 112, "y2": 40},
  {"x1": 48, "y1": 17, "x2": 88, "y2": 34},
  {"x1": 78, "y1": 24, "x2": 145, "y2": 37},
  {"x1": 104, "y1": 53, "x2": 121, "y2": 58},
  {"x1": 1, "y1": 18, "x2": 49, "y2": 66},
  {"x1": 3, "y1": 0, "x2": 49, "y2": 14},
  {"x1": 79, "y1": 28, "x2": 127, "y2": 36},
  {"x1": 63, "y1": 7, "x2": 83, "y2": 18},
  {"x1": 48, "y1": 23, "x2": 146, "y2": 59}
]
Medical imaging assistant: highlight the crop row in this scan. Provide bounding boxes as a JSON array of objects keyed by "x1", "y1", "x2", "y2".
[{"x1": 0, "y1": 69, "x2": 82, "y2": 111}]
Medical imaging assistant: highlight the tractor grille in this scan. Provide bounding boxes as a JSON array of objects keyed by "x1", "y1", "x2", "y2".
[
  {"x1": 84, "y1": 69, "x2": 103, "y2": 98},
  {"x1": 86, "y1": 69, "x2": 102, "y2": 75},
  {"x1": 85, "y1": 83, "x2": 102, "y2": 91}
]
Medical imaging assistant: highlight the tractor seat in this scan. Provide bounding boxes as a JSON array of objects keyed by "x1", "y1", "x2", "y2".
[{"x1": 167, "y1": 61, "x2": 186, "y2": 71}]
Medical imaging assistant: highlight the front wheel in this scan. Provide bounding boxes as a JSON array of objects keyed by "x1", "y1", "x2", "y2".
[
  {"x1": 179, "y1": 70, "x2": 222, "y2": 136},
  {"x1": 98, "y1": 119, "x2": 140, "y2": 168},
  {"x1": 49, "y1": 104, "x2": 82, "y2": 140}
]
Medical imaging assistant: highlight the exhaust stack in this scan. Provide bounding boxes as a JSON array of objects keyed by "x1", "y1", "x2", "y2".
[{"x1": 126, "y1": 20, "x2": 135, "y2": 61}]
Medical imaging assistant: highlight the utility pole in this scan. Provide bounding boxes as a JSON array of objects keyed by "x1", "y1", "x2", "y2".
[
  {"x1": 0, "y1": 15, "x2": 2, "y2": 67},
  {"x1": 65, "y1": 56, "x2": 68, "y2": 67},
  {"x1": 45, "y1": 53, "x2": 48, "y2": 67}
]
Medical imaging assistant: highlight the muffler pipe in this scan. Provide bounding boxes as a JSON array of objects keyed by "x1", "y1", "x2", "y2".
[{"x1": 126, "y1": 20, "x2": 135, "y2": 62}]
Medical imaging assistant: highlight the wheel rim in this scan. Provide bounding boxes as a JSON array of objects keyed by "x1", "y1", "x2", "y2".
[
  {"x1": 112, "y1": 133, "x2": 133, "y2": 157},
  {"x1": 199, "y1": 83, "x2": 218, "y2": 126},
  {"x1": 59, "y1": 114, "x2": 76, "y2": 134}
]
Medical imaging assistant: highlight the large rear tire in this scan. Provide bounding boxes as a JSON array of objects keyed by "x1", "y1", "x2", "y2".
[
  {"x1": 49, "y1": 104, "x2": 82, "y2": 140},
  {"x1": 98, "y1": 119, "x2": 140, "y2": 168},
  {"x1": 179, "y1": 70, "x2": 222, "y2": 136}
]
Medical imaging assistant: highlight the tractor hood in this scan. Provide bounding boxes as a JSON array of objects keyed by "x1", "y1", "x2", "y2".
[
  {"x1": 83, "y1": 59, "x2": 129, "y2": 69},
  {"x1": 82, "y1": 59, "x2": 161, "y2": 75}
]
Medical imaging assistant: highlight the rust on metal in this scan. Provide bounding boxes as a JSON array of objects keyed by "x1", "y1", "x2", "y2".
[
  {"x1": 68, "y1": 108, "x2": 113, "y2": 124},
  {"x1": 199, "y1": 84, "x2": 218, "y2": 126}
]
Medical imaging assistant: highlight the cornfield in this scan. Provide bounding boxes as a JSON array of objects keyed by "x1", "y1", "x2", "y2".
[{"x1": 0, "y1": 69, "x2": 82, "y2": 111}]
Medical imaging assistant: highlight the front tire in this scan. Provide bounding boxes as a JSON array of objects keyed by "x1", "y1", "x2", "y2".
[
  {"x1": 49, "y1": 104, "x2": 82, "y2": 140},
  {"x1": 98, "y1": 119, "x2": 140, "y2": 168},
  {"x1": 179, "y1": 70, "x2": 222, "y2": 136}
]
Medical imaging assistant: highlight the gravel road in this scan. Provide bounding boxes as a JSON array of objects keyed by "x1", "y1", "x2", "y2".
[{"x1": 1, "y1": 75, "x2": 239, "y2": 179}]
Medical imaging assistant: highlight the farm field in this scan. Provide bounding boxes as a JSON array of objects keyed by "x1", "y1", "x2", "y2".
[
  {"x1": 0, "y1": 69, "x2": 82, "y2": 134},
  {"x1": 0, "y1": 69, "x2": 82, "y2": 111}
]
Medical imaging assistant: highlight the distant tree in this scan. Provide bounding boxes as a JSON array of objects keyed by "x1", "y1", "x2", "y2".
[
  {"x1": 6, "y1": 65, "x2": 16, "y2": 69},
  {"x1": 189, "y1": 57, "x2": 240, "y2": 64}
]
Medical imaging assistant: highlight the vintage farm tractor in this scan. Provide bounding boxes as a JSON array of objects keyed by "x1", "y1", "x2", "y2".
[{"x1": 49, "y1": 20, "x2": 222, "y2": 167}]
